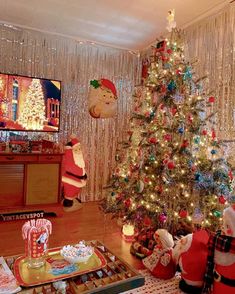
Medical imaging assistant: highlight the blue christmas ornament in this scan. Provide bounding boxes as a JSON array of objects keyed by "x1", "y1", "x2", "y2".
[
  {"x1": 188, "y1": 160, "x2": 193, "y2": 167},
  {"x1": 211, "y1": 149, "x2": 217, "y2": 155},
  {"x1": 164, "y1": 63, "x2": 171, "y2": 69},
  {"x1": 178, "y1": 127, "x2": 184, "y2": 134},
  {"x1": 167, "y1": 80, "x2": 176, "y2": 92},
  {"x1": 195, "y1": 172, "x2": 202, "y2": 182},
  {"x1": 183, "y1": 66, "x2": 192, "y2": 81},
  {"x1": 173, "y1": 92, "x2": 183, "y2": 104},
  {"x1": 111, "y1": 192, "x2": 116, "y2": 196},
  {"x1": 199, "y1": 111, "x2": 206, "y2": 120},
  {"x1": 150, "y1": 111, "x2": 155, "y2": 119},
  {"x1": 149, "y1": 154, "x2": 155, "y2": 161},
  {"x1": 196, "y1": 84, "x2": 202, "y2": 90},
  {"x1": 194, "y1": 137, "x2": 200, "y2": 144},
  {"x1": 124, "y1": 177, "x2": 129, "y2": 182}
]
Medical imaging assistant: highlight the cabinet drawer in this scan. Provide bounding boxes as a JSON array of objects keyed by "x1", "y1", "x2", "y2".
[
  {"x1": 38, "y1": 155, "x2": 62, "y2": 162},
  {"x1": 0, "y1": 155, "x2": 36, "y2": 162}
]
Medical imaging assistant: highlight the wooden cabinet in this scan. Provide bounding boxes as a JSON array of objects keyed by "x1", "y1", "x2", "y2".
[{"x1": 0, "y1": 153, "x2": 63, "y2": 212}]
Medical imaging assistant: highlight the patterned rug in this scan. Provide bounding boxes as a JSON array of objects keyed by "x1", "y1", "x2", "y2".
[{"x1": 122, "y1": 270, "x2": 184, "y2": 294}]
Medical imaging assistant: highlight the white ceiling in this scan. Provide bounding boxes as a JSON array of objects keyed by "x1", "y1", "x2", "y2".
[{"x1": 0, "y1": 0, "x2": 230, "y2": 50}]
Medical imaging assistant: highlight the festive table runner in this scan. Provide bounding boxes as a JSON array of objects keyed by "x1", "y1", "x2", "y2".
[{"x1": 122, "y1": 270, "x2": 184, "y2": 294}]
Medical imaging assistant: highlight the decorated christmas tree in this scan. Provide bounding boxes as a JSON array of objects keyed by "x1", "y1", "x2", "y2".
[
  {"x1": 18, "y1": 79, "x2": 46, "y2": 130},
  {"x1": 101, "y1": 21, "x2": 234, "y2": 232}
]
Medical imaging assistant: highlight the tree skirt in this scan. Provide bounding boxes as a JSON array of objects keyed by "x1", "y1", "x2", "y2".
[{"x1": 122, "y1": 270, "x2": 184, "y2": 294}]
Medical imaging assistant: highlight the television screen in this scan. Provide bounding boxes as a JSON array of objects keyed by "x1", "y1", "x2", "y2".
[{"x1": 0, "y1": 73, "x2": 61, "y2": 132}]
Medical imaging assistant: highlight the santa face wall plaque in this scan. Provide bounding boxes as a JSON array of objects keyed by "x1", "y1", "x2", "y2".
[{"x1": 88, "y1": 79, "x2": 118, "y2": 118}]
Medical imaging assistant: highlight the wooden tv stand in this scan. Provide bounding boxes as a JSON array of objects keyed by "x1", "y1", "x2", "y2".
[{"x1": 0, "y1": 153, "x2": 63, "y2": 217}]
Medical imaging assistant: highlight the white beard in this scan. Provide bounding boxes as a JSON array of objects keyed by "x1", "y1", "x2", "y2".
[
  {"x1": 73, "y1": 151, "x2": 85, "y2": 171},
  {"x1": 214, "y1": 249, "x2": 235, "y2": 266}
]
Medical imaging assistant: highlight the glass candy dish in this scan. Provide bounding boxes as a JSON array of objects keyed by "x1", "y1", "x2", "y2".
[{"x1": 60, "y1": 241, "x2": 94, "y2": 264}]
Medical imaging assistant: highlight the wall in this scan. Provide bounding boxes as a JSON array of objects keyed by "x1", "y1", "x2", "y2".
[{"x1": 0, "y1": 24, "x2": 141, "y2": 201}]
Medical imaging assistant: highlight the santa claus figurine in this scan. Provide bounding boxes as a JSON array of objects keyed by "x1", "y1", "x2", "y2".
[
  {"x1": 173, "y1": 229, "x2": 209, "y2": 294},
  {"x1": 62, "y1": 136, "x2": 87, "y2": 212},
  {"x1": 204, "y1": 204, "x2": 235, "y2": 293},
  {"x1": 142, "y1": 229, "x2": 176, "y2": 279}
]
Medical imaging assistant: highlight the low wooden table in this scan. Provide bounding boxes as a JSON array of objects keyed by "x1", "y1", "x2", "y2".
[{"x1": 5, "y1": 240, "x2": 145, "y2": 294}]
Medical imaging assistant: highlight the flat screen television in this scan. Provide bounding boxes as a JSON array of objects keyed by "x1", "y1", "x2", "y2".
[{"x1": 0, "y1": 73, "x2": 61, "y2": 132}]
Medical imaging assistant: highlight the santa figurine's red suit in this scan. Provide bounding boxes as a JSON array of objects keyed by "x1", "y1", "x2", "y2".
[
  {"x1": 173, "y1": 229, "x2": 209, "y2": 294},
  {"x1": 62, "y1": 136, "x2": 87, "y2": 212},
  {"x1": 204, "y1": 204, "x2": 235, "y2": 293}
]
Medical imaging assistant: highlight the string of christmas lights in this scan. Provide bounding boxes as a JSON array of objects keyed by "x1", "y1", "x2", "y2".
[{"x1": 101, "y1": 28, "x2": 234, "y2": 233}]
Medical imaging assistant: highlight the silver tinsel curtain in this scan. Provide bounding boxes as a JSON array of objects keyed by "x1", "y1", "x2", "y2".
[
  {"x1": 0, "y1": 24, "x2": 140, "y2": 201},
  {"x1": 184, "y1": 3, "x2": 235, "y2": 141}
]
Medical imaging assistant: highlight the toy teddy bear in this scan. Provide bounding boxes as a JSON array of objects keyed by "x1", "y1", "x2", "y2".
[
  {"x1": 142, "y1": 229, "x2": 176, "y2": 279},
  {"x1": 204, "y1": 205, "x2": 235, "y2": 293},
  {"x1": 173, "y1": 229, "x2": 209, "y2": 294}
]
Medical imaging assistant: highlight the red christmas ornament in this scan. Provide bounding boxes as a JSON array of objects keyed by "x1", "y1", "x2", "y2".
[
  {"x1": 161, "y1": 55, "x2": 169, "y2": 62},
  {"x1": 144, "y1": 177, "x2": 150, "y2": 183},
  {"x1": 149, "y1": 137, "x2": 157, "y2": 144},
  {"x1": 219, "y1": 195, "x2": 226, "y2": 204},
  {"x1": 208, "y1": 96, "x2": 215, "y2": 103},
  {"x1": 143, "y1": 216, "x2": 152, "y2": 227},
  {"x1": 164, "y1": 134, "x2": 172, "y2": 141},
  {"x1": 116, "y1": 193, "x2": 123, "y2": 200},
  {"x1": 181, "y1": 139, "x2": 189, "y2": 148},
  {"x1": 167, "y1": 48, "x2": 173, "y2": 54},
  {"x1": 176, "y1": 69, "x2": 182, "y2": 75},
  {"x1": 124, "y1": 198, "x2": 131, "y2": 208},
  {"x1": 167, "y1": 161, "x2": 175, "y2": 170},
  {"x1": 141, "y1": 59, "x2": 149, "y2": 80},
  {"x1": 160, "y1": 103, "x2": 165, "y2": 110},
  {"x1": 161, "y1": 85, "x2": 167, "y2": 93},
  {"x1": 211, "y1": 129, "x2": 216, "y2": 140},
  {"x1": 179, "y1": 209, "x2": 188, "y2": 218},
  {"x1": 188, "y1": 114, "x2": 193, "y2": 123},
  {"x1": 191, "y1": 165, "x2": 196, "y2": 172},
  {"x1": 202, "y1": 130, "x2": 207, "y2": 136},
  {"x1": 171, "y1": 108, "x2": 177, "y2": 116},
  {"x1": 229, "y1": 170, "x2": 233, "y2": 181},
  {"x1": 157, "y1": 185, "x2": 163, "y2": 194}
]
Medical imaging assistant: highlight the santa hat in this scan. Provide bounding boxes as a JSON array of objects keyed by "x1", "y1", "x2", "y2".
[
  {"x1": 223, "y1": 205, "x2": 235, "y2": 237},
  {"x1": 100, "y1": 78, "x2": 117, "y2": 97},
  {"x1": 71, "y1": 138, "x2": 80, "y2": 146},
  {"x1": 65, "y1": 137, "x2": 80, "y2": 149},
  {"x1": 154, "y1": 229, "x2": 174, "y2": 249}
]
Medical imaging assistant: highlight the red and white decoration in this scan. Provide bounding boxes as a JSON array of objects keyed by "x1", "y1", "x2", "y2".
[
  {"x1": 22, "y1": 219, "x2": 52, "y2": 268},
  {"x1": 142, "y1": 229, "x2": 175, "y2": 279},
  {"x1": 213, "y1": 205, "x2": 235, "y2": 294},
  {"x1": 173, "y1": 230, "x2": 209, "y2": 291},
  {"x1": 88, "y1": 78, "x2": 118, "y2": 118},
  {"x1": 62, "y1": 137, "x2": 87, "y2": 200}
]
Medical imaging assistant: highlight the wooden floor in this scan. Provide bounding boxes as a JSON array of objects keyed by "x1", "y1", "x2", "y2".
[{"x1": 0, "y1": 202, "x2": 143, "y2": 270}]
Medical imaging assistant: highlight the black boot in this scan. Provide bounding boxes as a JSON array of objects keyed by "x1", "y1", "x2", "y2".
[{"x1": 63, "y1": 198, "x2": 73, "y2": 207}]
